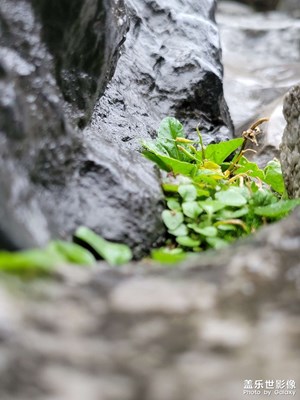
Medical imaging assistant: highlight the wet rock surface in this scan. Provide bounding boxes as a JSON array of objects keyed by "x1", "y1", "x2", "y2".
[
  {"x1": 217, "y1": 1, "x2": 300, "y2": 161},
  {"x1": 280, "y1": 84, "x2": 300, "y2": 198},
  {"x1": 0, "y1": 0, "x2": 128, "y2": 250},
  {"x1": 91, "y1": 0, "x2": 233, "y2": 148},
  {"x1": 0, "y1": 0, "x2": 231, "y2": 255},
  {"x1": 1, "y1": 208, "x2": 300, "y2": 400}
]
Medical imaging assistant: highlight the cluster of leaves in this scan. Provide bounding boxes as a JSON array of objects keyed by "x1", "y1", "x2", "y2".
[
  {"x1": 143, "y1": 117, "x2": 300, "y2": 263},
  {"x1": 0, "y1": 227, "x2": 132, "y2": 275}
]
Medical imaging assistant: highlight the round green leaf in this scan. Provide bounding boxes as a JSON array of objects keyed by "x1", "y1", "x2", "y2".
[
  {"x1": 199, "y1": 200, "x2": 225, "y2": 215},
  {"x1": 192, "y1": 226, "x2": 217, "y2": 237},
  {"x1": 167, "y1": 198, "x2": 181, "y2": 211},
  {"x1": 162, "y1": 210, "x2": 184, "y2": 231},
  {"x1": 169, "y1": 224, "x2": 188, "y2": 237},
  {"x1": 215, "y1": 188, "x2": 247, "y2": 207},
  {"x1": 178, "y1": 184, "x2": 197, "y2": 201},
  {"x1": 182, "y1": 201, "x2": 203, "y2": 218}
]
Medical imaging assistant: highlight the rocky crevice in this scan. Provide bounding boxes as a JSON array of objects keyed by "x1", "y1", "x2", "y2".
[{"x1": 0, "y1": 0, "x2": 232, "y2": 255}]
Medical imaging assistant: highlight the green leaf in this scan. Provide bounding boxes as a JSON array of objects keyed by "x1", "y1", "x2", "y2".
[
  {"x1": 199, "y1": 200, "x2": 226, "y2": 215},
  {"x1": 254, "y1": 199, "x2": 300, "y2": 218},
  {"x1": 151, "y1": 248, "x2": 187, "y2": 264},
  {"x1": 0, "y1": 240, "x2": 96, "y2": 275},
  {"x1": 75, "y1": 227, "x2": 132, "y2": 266},
  {"x1": 182, "y1": 201, "x2": 203, "y2": 218},
  {"x1": 142, "y1": 149, "x2": 171, "y2": 172},
  {"x1": 206, "y1": 237, "x2": 229, "y2": 249},
  {"x1": 167, "y1": 198, "x2": 181, "y2": 211},
  {"x1": 162, "y1": 210, "x2": 184, "y2": 230},
  {"x1": 196, "y1": 188, "x2": 210, "y2": 198},
  {"x1": 178, "y1": 184, "x2": 197, "y2": 201},
  {"x1": 0, "y1": 248, "x2": 61, "y2": 274},
  {"x1": 193, "y1": 172, "x2": 220, "y2": 187},
  {"x1": 169, "y1": 224, "x2": 188, "y2": 237},
  {"x1": 176, "y1": 236, "x2": 201, "y2": 248},
  {"x1": 48, "y1": 241, "x2": 95, "y2": 266},
  {"x1": 215, "y1": 188, "x2": 247, "y2": 207},
  {"x1": 157, "y1": 117, "x2": 186, "y2": 160},
  {"x1": 155, "y1": 153, "x2": 197, "y2": 175},
  {"x1": 234, "y1": 157, "x2": 264, "y2": 180},
  {"x1": 162, "y1": 183, "x2": 179, "y2": 193},
  {"x1": 202, "y1": 138, "x2": 244, "y2": 164},
  {"x1": 188, "y1": 225, "x2": 218, "y2": 237},
  {"x1": 217, "y1": 207, "x2": 249, "y2": 219},
  {"x1": 158, "y1": 117, "x2": 185, "y2": 140},
  {"x1": 250, "y1": 189, "x2": 278, "y2": 208},
  {"x1": 143, "y1": 140, "x2": 196, "y2": 175},
  {"x1": 263, "y1": 159, "x2": 285, "y2": 194}
]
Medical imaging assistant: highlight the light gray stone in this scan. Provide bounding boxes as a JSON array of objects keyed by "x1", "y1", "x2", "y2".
[
  {"x1": 280, "y1": 84, "x2": 300, "y2": 198},
  {"x1": 1, "y1": 208, "x2": 300, "y2": 399}
]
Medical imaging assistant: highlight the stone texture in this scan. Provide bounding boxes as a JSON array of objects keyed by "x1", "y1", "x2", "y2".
[
  {"x1": 280, "y1": 84, "x2": 300, "y2": 198},
  {"x1": 91, "y1": 0, "x2": 233, "y2": 148},
  {"x1": 0, "y1": 0, "x2": 129, "y2": 250},
  {"x1": 217, "y1": 1, "x2": 300, "y2": 164},
  {"x1": 0, "y1": 0, "x2": 232, "y2": 256},
  {"x1": 1, "y1": 207, "x2": 300, "y2": 399}
]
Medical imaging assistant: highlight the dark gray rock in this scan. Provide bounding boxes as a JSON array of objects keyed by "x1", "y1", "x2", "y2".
[
  {"x1": 91, "y1": 0, "x2": 233, "y2": 147},
  {"x1": 0, "y1": 0, "x2": 162, "y2": 256},
  {"x1": 278, "y1": 0, "x2": 300, "y2": 14},
  {"x1": 1, "y1": 207, "x2": 300, "y2": 400},
  {"x1": 220, "y1": 0, "x2": 280, "y2": 11},
  {"x1": 0, "y1": 0, "x2": 232, "y2": 255},
  {"x1": 32, "y1": 0, "x2": 128, "y2": 127},
  {"x1": 280, "y1": 84, "x2": 300, "y2": 198}
]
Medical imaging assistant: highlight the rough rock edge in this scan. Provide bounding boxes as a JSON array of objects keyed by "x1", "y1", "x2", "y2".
[
  {"x1": 0, "y1": 207, "x2": 300, "y2": 400},
  {"x1": 280, "y1": 84, "x2": 300, "y2": 197}
]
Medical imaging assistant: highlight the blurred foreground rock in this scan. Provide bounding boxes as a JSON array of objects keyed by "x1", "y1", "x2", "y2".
[
  {"x1": 0, "y1": 0, "x2": 232, "y2": 256},
  {"x1": 1, "y1": 207, "x2": 300, "y2": 399}
]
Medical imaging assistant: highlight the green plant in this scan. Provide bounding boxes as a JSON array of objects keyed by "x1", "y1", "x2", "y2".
[
  {"x1": 143, "y1": 117, "x2": 300, "y2": 263},
  {"x1": 0, "y1": 227, "x2": 132, "y2": 275}
]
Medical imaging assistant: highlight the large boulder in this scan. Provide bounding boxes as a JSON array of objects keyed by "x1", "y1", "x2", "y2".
[
  {"x1": 91, "y1": 0, "x2": 233, "y2": 147},
  {"x1": 0, "y1": 0, "x2": 128, "y2": 250},
  {"x1": 0, "y1": 0, "x2": 232, "y2": 256},
  {"x1": 0, "y1": 207, "x2": 300, "y2": 400}
]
